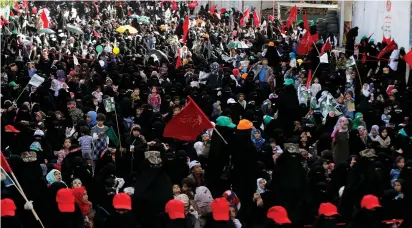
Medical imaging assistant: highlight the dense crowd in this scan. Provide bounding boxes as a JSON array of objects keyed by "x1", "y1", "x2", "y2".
[{"x1": 1, "y1": 1, "x2": 412, "y2": 228}]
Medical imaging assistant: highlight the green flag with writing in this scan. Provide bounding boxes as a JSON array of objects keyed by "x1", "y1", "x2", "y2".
[{"x1": 105, "y1": 127, "x2": 120, "y2": 148}]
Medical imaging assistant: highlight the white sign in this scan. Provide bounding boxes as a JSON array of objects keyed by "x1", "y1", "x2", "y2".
[{"x1": 28, "y1": 74, "x2": 45, "y2": 87}]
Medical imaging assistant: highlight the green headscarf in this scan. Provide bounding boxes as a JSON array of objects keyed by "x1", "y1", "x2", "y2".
[{"x1": 352, "y1": 112, "x2": 365, "y2": 130}]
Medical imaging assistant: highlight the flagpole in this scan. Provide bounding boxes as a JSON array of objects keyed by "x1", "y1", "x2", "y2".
[
  {"x1": 353, "y1": 59, "x2": 363, "y2": 86},
  {"x1": 13, "y1": 83, "x2": 29, "y2": 104},
  {"x1": 10, "y1": 171, "x2": 45, "y2": 228},
  {"x1": 213, "y1": 127, "x2": 228, "y2": 144},
  {"x1": 113, "y1": 108, "x2": 122, "y2": 149},
  {"x1": 309, "y1": 62, "x2": 321, "y2": 85}
]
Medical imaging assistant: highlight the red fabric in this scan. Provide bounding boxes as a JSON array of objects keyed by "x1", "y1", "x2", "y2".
[
  {"x1": 171, "y1": 0, "x2": 178, "y2": 11},
  {"x1": 253, "y1": 10, "x2": 260, "y2": 27},
  {"x1": 182, "y1": 15, "x2": 189, "y2": 43},
  {"x1": 303, "y1": 11, "x2": 309, "y2": 32},
  {"x1": 1, "y1": 152, "x2": 12, "y2": 173},
  {"x1": 285, "y1": 5, "x2": 297, "y2": 29},
  {"x1": 210, "y1": 5, "x2": 217, "y2": 14},
  {"x1": 127, "y1": 10, "x2": 132, "y2": 16},
  {"x1": 377, "y1": 41, "x2": 397, "y2": 59},
  {"x1": 361, "y1": 53, "x2": 367, "y2": 64},
  {"x1": 239, "y1": 9, "x2": 250, "y2": 27},
  {"x1": 220, "y1": 8, "x2": 226, "y2": 13},
  {"x1": 297, "y1": 32, "x2": 310, "y2": 55},
  {"x1": 41, "y1": 10, "x2": 49, "y2": 28},
  {"x1": 311, "y1": 34, "x2": 319, "y2": 44},
  {"x1": 321, "y1": 38, "x2": 332, "y2": 55},
  {"x1": 382, "y1": 35, "x2": 392, "y2": 45},
  {"x1": 73, "y1": 186, "x2": 91, "y2": 216},
  {"x1": 163, "y1": 96, "x2": 214, "y2": 141},
  {"x1": 1, "y1": 198, "x2": 16, "y2": 217},
  {"x1": 268, "y1": 15, "x2": 274, "y2": 22},
  {"x1": 306, "y1": 70, "x2": 312, "y2": 89},
  {"x1": 189, "y1": 2, "x2": 196, "y2": 9},
  {"x1": 175, "y1": 49, "x2": 182, "y2": 69},
  {"x1": 404, "y1": 50, "x2": 412, "y2": 68},
  {"x1": 22, "y1": 1, "x2": 29, "y2": 9},
  {"x1": 93, "y1": 29, "x2": 101, "y2": 38},
  {"x1": 10, "y1": 11, "x2": 14, "y2": 17},
  {"x1": 14, "y1": 2, "x2": 20, "y2": 11}
]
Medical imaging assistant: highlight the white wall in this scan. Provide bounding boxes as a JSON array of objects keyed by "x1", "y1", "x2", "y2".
[{"x1": 352, "y1": 0, "x2": 411, "y2": 49}]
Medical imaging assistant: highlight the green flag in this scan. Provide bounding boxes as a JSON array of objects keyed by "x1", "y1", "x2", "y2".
[{"x1": 105, "y1": 127, "x2": 120, "y2": 148}]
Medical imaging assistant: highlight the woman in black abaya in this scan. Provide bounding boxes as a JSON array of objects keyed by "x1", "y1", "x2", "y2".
[
  {"x1": 133, "y1": 151, "x2": 173, "y2": 228},
  {"x1": 230, "y1": 119, "x2": 258, "y2": 225}
]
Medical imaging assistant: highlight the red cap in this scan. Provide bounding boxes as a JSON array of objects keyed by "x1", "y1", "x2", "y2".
[
  {"x1": 56, "y1": 188, "x2": 75, "y2": 212},
  {"x1": 232, "y1": 68, "x2": 240, "y2": 77},
  {"x1": 1, "y1": 198, "x2": 16, "y2": 217},
  {"x1": 165, "y1": 199, "x2": 185, "y2": 220},
  {"x1": 211, "y1": 198, "x2": 230, "y2": 221},
  {"x1": 318, "y1": 203, "x2": 338, "y2": 216},
  {"x1": 4, "y1": 125, "x2": 20, "y2": 133},
  {"x1": 113, "y1": 193, "x2": 132, "y2": 210},
  {"x1": 267, "y1": 206, "x2": 291, "y2": 225},
  {"x1": 360, "y1": 195, "x2": 381, "y2": 210}
]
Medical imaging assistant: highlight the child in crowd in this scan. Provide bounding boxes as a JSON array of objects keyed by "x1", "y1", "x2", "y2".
[
  {"x1": 78, "y1": 126, "x2": 93, "y2": 165},
  {"x1": 173, "y1": 184, "x2": 181, "y2": 198},
  {"x1": 92, "y1": 114, "x2": 109, "y2": 161},
  {"x1": 230, "y1": 206, "x2": 242, "y2": 228},
  {"x1": 55, "y1": 138, "x2": 73, "y2": 165},
  {"x1": 390, "y1": 156, "x2": 405, "y2": 186}
]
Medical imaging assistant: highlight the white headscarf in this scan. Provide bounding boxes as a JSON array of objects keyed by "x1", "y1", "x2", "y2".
[{"x1": 257, "y1": 178, "x2": 266, "y2": 193}]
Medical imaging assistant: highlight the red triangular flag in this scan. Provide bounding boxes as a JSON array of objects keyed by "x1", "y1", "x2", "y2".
[
  {"x1": 253, "y1": 10, "x2": 260, "y2": 27},
  {"x1": 14, "y1": 2, "x2": 20, "y2": 11},
  {"x1": 22, "y1": 0, "x2": 28, "y2": 10},
  {"x1": 377, "y1": 41, "x2": 397, "y2": 59},
  {"x1": 306, "y1": 70, "x2": 312, "y2": 89},
  {"x1": 1, "y1": 152, "x2": 12, "y2": 173},
  {"x1": 303, "y1": 11, "x2": 310, "y2": 32},
  {"x1": 176, "y1": 49, "x2": 182, "y2": 69},
  {"x1": 321, "y1": 38, "x2": 332, "y2": 55},
  {"x1": 285, "y1": 5, "x2": 297, "y2": 29},
  {"x1": 93, "y1": 29, "x2": 101, "y2": 38},
  {"x1": 41, "y1": 10, "x2": 49, "y2": 28},
  {"x1": 182, "y1": 15, "x2": 189, "y2": 43},
  {"x1": 239, "y1": 9, "x2": 250, "y2": 27},
  {"x1": 163, "y1": 96, "x2": 214, "y2": 141},
  {"x1": 210, "y1": 5, "x2": 216, "y2": 14},
  {"x1": 404, "y1": 50, "x2": 412, "y2": 68}
]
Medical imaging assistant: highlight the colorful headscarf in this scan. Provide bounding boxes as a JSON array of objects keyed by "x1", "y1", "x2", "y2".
[{"x1": 251, "y1": 129, "x2": 265, "y2": 152}]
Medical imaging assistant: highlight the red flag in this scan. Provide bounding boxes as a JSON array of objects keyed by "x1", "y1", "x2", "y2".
[
  {"x1": 10, "y1": 11, "x2": 14, "y2": 17},
  {"x1": 1, "y1": 152, "x2": 12, "y2": 173},
  {"x1": 321, "y1": 38, "x2": 332, "y2": 55},
  {"x1": 14, "y1": 2, "x2": 20, "y2": 11},
  {"x1": 377, "y1": 41, "x2": 397, "y2": 59},
  {"x1": 303, "y1": 11, "x2": 310, "y2": 32},
  {"x1": 297, "y1": 33, "x2": 310, "y2": 55},
  {"x1": 285, "y1": 5, "x2": 297, "y2": 29},
  {"x1": 253, "y1": 10, "x2": 260, "y2": 27},
  {"x1": 163, "y1": 96, "x2": 214, "y2": 141},
  {"x1": 182, "y1": 15, "x2": 189, "y2": 43},
  {"x1": 210, "y1": 5, "x2": 216, "y2": 14},
  {"x1": 268, "y1": 15, "x2": 274, "y2": 22},
  {"x1": 239, "y1": 9, "x2": 250, "y2": 27},
  {"x1": 93, "y1": 29, "x2": 101, "y2": 38},
  {"x1": 22, "y1": 0, "x2": 29, "y2": 9},
  {"x1": 404, "y1": 50, "x2": 412, "y2": 68},
  {"x1": 311, "y1": 34, "x2": 319, "y2": 43},
  {"x1": 41, "y1": 10, "x2": 49, "y2": 28},
  {"x1": 220, "y1": 8, "x2": 226, "y2": 13},
  {"x1": 127, "y1": 10, "x2": 132, "y2": 16},
  {"x1": 306, "y1": 70, "x2": 312, "y2": 89}
]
